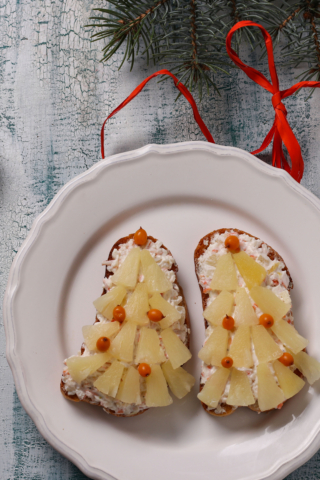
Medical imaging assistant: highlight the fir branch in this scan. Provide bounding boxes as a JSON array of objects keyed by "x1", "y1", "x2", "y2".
[
  {"x1": 86, "y1": 0, "x2": 171, "y2": 67},
  {"x1": 276, "y1": 0, "x2": 320, "y2": 95},
  {"x1": 305, "y1": 1, "x2": 320, "y2": 68},
  {"x1": 278, "y1": 6, "x2": 302, "y2": 31},
  {"x1": 87, "y1": 0, "x2": 320, "y2": 99},
  {"x1": 230, "y1": 0, "x2": 239, "y2": 24}
]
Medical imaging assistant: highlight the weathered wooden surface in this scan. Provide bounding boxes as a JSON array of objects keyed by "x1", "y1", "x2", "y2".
[{"x1": 1, "y1": 0, "x2": 320, "y2": 478}]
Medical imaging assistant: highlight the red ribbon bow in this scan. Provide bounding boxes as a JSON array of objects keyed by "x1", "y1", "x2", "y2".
[
  {"x1": 100, "y1": 69, "x2": 214, "y2": 159},
  {"x1": 226, "y1": 21, "x2": 320, "y2": 183}
]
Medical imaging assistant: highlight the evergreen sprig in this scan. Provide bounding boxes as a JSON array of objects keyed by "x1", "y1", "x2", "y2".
[{"x1": 87, "y1": 0, "x2": 320, "y2": 99}]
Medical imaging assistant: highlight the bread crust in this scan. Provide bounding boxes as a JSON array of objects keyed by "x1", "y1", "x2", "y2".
[
  {"x1": 194, "y1": 228, "x2": 300, "y2": 417},
  {"x1": 61, "y1": 233, "x2": 190, "y2": 417}
]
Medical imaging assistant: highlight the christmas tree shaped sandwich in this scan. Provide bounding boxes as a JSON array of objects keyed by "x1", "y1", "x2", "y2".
[
  {"x1": 61, "y1": 228, "x2": 194, "y2": 417},
  {"x1": 195, "y1": 228, "x2": 320, "y2": 416}
]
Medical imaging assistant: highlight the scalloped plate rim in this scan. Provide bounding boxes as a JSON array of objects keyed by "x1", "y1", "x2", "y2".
[{"x1": 4, "y1": 140, "x2": 320, "y2": 480}]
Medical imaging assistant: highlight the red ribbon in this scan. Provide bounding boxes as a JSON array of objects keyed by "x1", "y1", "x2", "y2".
[
  {"x1": 226, "y1": 21, "x2": 320, "y2": 183},
  {"x1": 101, "y1": 69, "x2": 214, "y2": 159}
]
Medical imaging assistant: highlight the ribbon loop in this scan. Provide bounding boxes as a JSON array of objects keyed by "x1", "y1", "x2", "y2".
[
  {"x1": 226, "y1": 21, "x2": 320, "y2": 183},
  {"x1": 100, "y1": 69, "x2": 214, "y2": 159}
]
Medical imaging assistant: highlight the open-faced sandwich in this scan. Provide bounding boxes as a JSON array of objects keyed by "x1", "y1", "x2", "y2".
[
  {"x1": 195, "y1": 228, "x2": 320, "y2": 416},
  {"x1": 61, "y1": 228, "x2": 194, "y2": 417}
]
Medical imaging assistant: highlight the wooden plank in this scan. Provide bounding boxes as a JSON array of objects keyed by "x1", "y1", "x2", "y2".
[{"x1": 1, "y1": 0, "x2": 320, "y2": 478}]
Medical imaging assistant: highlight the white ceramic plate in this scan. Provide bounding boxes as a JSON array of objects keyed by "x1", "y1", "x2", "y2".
[{"x1": 5, "y1": 141, "x2": 320, "y2": 480}]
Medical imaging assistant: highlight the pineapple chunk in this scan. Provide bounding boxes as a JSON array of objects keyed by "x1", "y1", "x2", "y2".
[
  {"x1": 197, "y1": 367, "x2": 230, "y2": 408},
  {"x1": 210, "y1": 253, "x2": 238, "y2": 291},
  {"x1": 140, "y1": 249, "x2": 172, "y2": 294},
  {"x1": 290, "y1": 350, "x2": 320, "y2": 385},
  {"x1": 93, "y1": 360, "x2": 125, "y2": 397},
  {"x1": 226, "y1": 369, "x2": 255, "y2": 406},
  {"x1": 149, "y1": 292, "x2": 181, "y2": 329},
  {"x1": 125, "y1": 283, "x2": 149, "y2": 326},
  {"x1": 93, "y1": 285, "x2": 127, "y2": 320},
  {"x1": 234, "y1": 287, "x2": 259, "y2": 326},
  {"x1": 82, "y1": 322, "x2": 120, "y2": 351},
  {"x1": 112, "y1": 247, "x2": 141, "y2": 289},
  {"x1": 250, "y1": 286, "x2": 291, "y2": 321},
  {"x1": 161, "y1": 360, "x2": 195, "y2": 399},
  {"x1": 233, "y1": 251, "x2": 266, "y2": 290},
  {"x1": 145, "y1": 364, "x2": 173, "y2": 407},
  {"x1": 116, "y1": 366, "x2": 141, "y2": 404},
  {"x1": 257, "y1": 363, "x2": 285, "y2": 412},
  {"x1": 109, "y1": 322, "x2": 137, "y2": 363},
  {"x1": 229, "y1": 326, "x2": 253, "y2": 368},
  {"x1": 203, "y1": 291, "x2": 234, "y2": 326},
  {"x1": 161, "y1": 328, "x2": 192, "y2": 369},
  {"x1": 251, "y1": 325, "x2": 282, "y2": 363},
  {"x1": 112, "y1": 247, "x2": 140, "y2": 290},
  {"x1": 66, "y1": 352, "x2": 112, "y2": 384},
  {"x1": 273, "y1": 360, "x2": 305, "y2": 399},
  {"x1": 198, "y1": 326, "x2": 229, "y2": 366},
  {"x1": 268, "y1": 262, "x2": 280, "y2": 274},
  {"x1": 135, "y1": 327, "x2": 166, "y2": 364},
  {"x1": 271, "y1": 319, "x2": 308, "y2": 354}
]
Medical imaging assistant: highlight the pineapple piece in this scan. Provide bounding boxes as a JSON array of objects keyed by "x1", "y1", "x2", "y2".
[
  {"x1": 109, "y1": 322, "x2": 137, "y2": 363},
  {"x1": 268, "y1": 262, "x2": 280, "y2": 274},
  {"x1": 149, "y1": 292, "x2": 181, "y2": 329},
  {"x1": 93, "y1": 285, "x2": 127, "y2": 320},
  {"x1": 257, "y1": 363, "x2": 285, "y2": 412},
  {"x1": 226, "y1": 368, "x2": 255, "y2": 406},
  {"x1": 82, "y1": 322, "x2": 120, "y2": 351},
  {"x1": 116, "y1": 366, "x2": 141, "y2": 404},
  {"x1": 250, "y1": 286, "x2": 291, "y2": 322},
  {"x1": 93, "y1": 360, "x2": 125, "y2": 397},
  {"x1": 229, "y1": 326, "x2": 253, "y2": 368},
  {"x1": 112, "y1": 247, "x2": 141, "y2": 289},
  {"x1": 66, "y1": 351, "x2": 112, "y2": 384},
  {"x1": 197, "y1": 367, "x2": 230, "y2": 408},
  {"x1": 125, "y1": 283, "x2": 149, "y2": 326},
  {"x1": 251, "y1": 325, "x2": 282, "y2": 363},
  {"x1": 203, "y1": 291, "x2": 234, "y2": 326},
  {"x1": 140, "y1": 250, "x2": 172, "y2": 294},
  {"x1": 145, "y1": 364, "x2": 173, "y2": 407},
  {"x1": 233, "y1": 251, "x2": 266, "y2": 290},
  {"x1": 161, "y1": 328, "x2": 192, "y2": 369},
  {"x1": 198, "y1": 326, "x2": 229, "y2": 366},
  {"x1": 161, "y1": 360, "x2": 195, "y2": 399},
  {"x1": 290, "y1": 350, "x2": 320, "y2": 385},
  {"x1": 273, "y1": 360, "x2": 305, "y2": 399},
  {"x1": 234, "y1": 287, "x2": 259, "y2": 326},
  {"x1": 135, "y1": 327, "x2": 166, "y2": 364},
  {"x1": 210, "y1": 253, "x2": 238, "y2": 291},
  {"x1": 271, "y1": 319, "x2": 308, "y2": 354}
]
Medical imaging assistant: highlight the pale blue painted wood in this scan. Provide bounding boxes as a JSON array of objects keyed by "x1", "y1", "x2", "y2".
[{"x1": 1, "y1": 0, "x2": 320, "y2": 479}]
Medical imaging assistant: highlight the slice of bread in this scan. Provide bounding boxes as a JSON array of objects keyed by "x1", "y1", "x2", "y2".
[
  {"x1": 194, "y1": 228, "x2": 304, "y2": 416},
  {"x1": 61, "y1": 233, "x2": 191, "y2": 417}
]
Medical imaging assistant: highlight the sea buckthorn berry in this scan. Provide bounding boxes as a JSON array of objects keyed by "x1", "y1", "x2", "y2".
[
  {"x1": 259, "y1": 313, "x2": 274, "y2": 328},
  {"x1": 113, "y1": 305, "x2": 126, "y2": 323},
  {"x1": 138, "y1": 363, "x2": 151, "y2": 377},
  {"x1": 225, "y1": 235, "x2": 240, "y2": 252},
  {"x1": 96, "y1": 336, "x2": 110, "y2": 352},
  {"x1": 222, "y1": 315, "x2": 235, "y2": 331},
  {"x1": 147, "y1": 309, "x2": 163, "y2": 322},
  {"x1": 134, "y1": 227, "x2": 147, "y2": 246},
  {"x1": 221, "y1": 357, "x2": 233, "y2": 368},
  {"x1": 279, "y1": 352, "x2": 294, "y2": 367}
]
